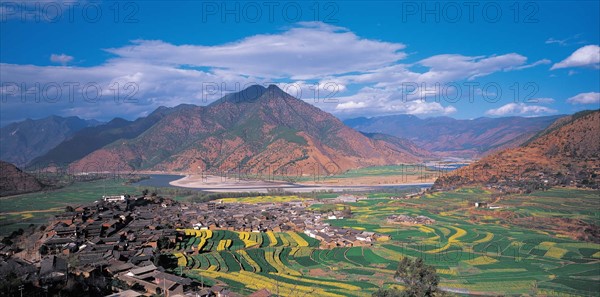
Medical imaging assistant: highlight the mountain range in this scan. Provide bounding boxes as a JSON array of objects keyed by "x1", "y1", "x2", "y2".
[
  {"x1": 28, "y1": 107, "x2": 178, "y2": 170},
  {"x1": 2, "y1": 85, "x2": 593, "y2": 181},
  {"x1": 24, "y1": 85, "x2": 429, "y2": 175},
  {"x1": 344, "y1": 114, "x2": 562, "y2": 158}
]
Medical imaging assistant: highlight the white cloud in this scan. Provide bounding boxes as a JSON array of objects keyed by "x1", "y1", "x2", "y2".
[
  {"x1": 331, "y1": 87, "x2": 456, "y2": 117},
  {"x1": 566, "y1": 92, "x2": 600, "y2": 105},
  {"x1": 105, "y1": 22, "x2": 406, "y2": 80},
  {"x1": 335, "y1": 101, "x2": 366, "y2": 110},
  {"x1": 551, "y1": 45, "x2": 600, "y2": 70},
  {"x1": 50, "y1": 53, "x2": 74, "y2": 65},
  {"x1": 418, "y1": 53, "x2": 528, "y2": 81},
  {"x1": 546, "y1": 37, "x2": 568, "y2": 46},
  {"x1": 513, "y1": 59, "x2": 551, "y2": 70},
  {"x1": 528, "y1": 97, "x2": 555, "y2": 104},
  {"x1": 0, "y1": 61, "x2": 259, "y2": 123},
  {"x1": 0, "y1": 22, "x2": 547, "y2": 122},
  {"x1": 485, "y1": 103, "x2": 557, "y2": 116},
  {"x1": 321, "y1": 52, "x2": 537, "y2": 105},
  {"x1": 389, "y1": 101, "x2": 456, "y2": 115},
  {"x1": 545, "y1": 34, "x2": 584, "y2": 47}
]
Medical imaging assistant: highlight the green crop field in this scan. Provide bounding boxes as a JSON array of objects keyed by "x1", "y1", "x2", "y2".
[
  {"x1": 0, "y1": 177, "x2": 202, "y2": 235},
  {"x1": 173, "y1": 187, "x2": 600, "y2": 296},
  {"x1": 0, "y1": 178, "x2": 138, "y2": 235},
  {"x1": 271, "y1": 164, "x2": 439, "y2": 183},
  {"x1": 328, "y1": 165, "x2": 436, "y2": 178}
]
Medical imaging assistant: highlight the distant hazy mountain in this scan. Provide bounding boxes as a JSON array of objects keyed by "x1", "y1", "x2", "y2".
[
  {"x1": 0, "y1": 116, "x2": 100, "y2": 167},
  {"x1": 28, "y1": 107, "x2": 180, "y2": 169},
  {"x1": 0, "y1": 161, "x2": 45, "y2": 197},
  {"x1": 344, "y1": 114, "x2": 562, "y2": 158},
  {"x1": 434, "y1": 110, "x2": 600, "y2": 190},
  {"x1": 53, "y1": 85, "x2": 430, "y2": 174}
]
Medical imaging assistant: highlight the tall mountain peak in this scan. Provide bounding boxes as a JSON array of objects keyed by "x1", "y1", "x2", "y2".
[
  {"x1": 210, "y1": 84, "x2": 267, "y2": 106},
  {"x1": 63, "y1": 84, "x2": 429, "y2": 173}
]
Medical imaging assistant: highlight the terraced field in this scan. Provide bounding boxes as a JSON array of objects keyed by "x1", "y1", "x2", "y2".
[{"x1": 173, "y1": 188, "x2": 600, "y2": 296}]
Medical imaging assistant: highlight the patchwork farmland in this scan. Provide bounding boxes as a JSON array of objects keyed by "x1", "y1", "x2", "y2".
[{"x1": 171, "y1": 188, "x2": 600, "y2": 296}]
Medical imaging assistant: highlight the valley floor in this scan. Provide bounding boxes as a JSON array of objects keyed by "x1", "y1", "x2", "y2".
[{"x1": 3, "y1": 175, "x2": 598, "y2": 296}]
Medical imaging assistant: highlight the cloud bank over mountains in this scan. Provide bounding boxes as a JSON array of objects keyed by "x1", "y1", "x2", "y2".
[{"x1": 1, "y1": 22, "x2": 597, "y2": 124}]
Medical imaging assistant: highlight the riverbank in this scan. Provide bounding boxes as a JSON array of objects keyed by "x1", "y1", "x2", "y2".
[{"x1": 168, "y1": 174, "x2": 433, "y2": 193}]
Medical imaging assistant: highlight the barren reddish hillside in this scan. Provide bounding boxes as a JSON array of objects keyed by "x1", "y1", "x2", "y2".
[{"x1": 434, "y1": 110, "x2": 600, "y2": 191}]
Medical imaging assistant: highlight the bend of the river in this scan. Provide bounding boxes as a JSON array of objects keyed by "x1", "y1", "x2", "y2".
[{"x1": 133, "y1": 174, "x2": 433, "y2": 193}]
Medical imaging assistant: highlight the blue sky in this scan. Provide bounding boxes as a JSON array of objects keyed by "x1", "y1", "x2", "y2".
[{"x1": 1, "y1": 1, "x2": 599, "y2": 125}]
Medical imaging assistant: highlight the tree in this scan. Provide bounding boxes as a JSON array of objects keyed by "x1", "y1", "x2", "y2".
[
  {"x1": 157, "y1": 236, "x2": 171, "y2": 250},
  {"x1": 319, "y1": 204, "x2": 337, "y2": 213},
  {"x1": 39, "y1": 244, "x2": 49, "y2": 255},
  {"x1": 155, "y1": 253, "x2": 178, "y2": 270},
  {"x1": 131, "y1": 283, "x2": 146, "y2": 292},
  {"x1": 1, "y1": 237, "x2": 12, "y2": 245},
  {"x1": 373, "y1": 257, "x2": 442, "y2": 297},
  {"x1": 342, "y1": 206, "x2": 352, "y2": 218},
  {"x1": 394, "y1": 257, "x2": 440, "y2": 297},
  {"x1": 111, "y1": 279, "x2": 128, "y2": 291}
]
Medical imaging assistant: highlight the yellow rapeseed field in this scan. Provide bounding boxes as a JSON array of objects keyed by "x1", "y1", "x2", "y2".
[
  {"x1": 427, "y1": 226, "x2": 466, "y2": 253},
  {"x1": 266, "y1": 231, "x2": 278, "y2": 246},
  {"x1": 473, "y1": 232, "x2": 494, "y2": 244},
  {"x1": 544, "y1": 247, "x2": 568, "y2": 259},
  {"x1": 287, "y1": 232, "x2": 309, "y2": 247},
  {"x1": 463, "y1": 256, "x2": 498, "y2": 265}
]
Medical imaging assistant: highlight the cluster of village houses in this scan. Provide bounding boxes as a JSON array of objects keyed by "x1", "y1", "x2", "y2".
[
  {"x1": 386, "y1": 214, "x2": 435, "y2": 225},
  {"x1": 1, "y1": 193, "x2": 393, "y2": 296},
  {"x1": 182, "y1": 198, "x2": 386, "y2": 248}
]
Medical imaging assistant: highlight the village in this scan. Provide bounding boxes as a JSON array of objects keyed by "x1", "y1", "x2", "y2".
[{"x1": 0, "y1": 191, "x2": 399, "y2": 297}]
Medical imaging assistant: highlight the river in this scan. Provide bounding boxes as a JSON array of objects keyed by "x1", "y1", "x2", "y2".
[{"x1": 133, "y1": 174, "x2": 432, "y2": 193}]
